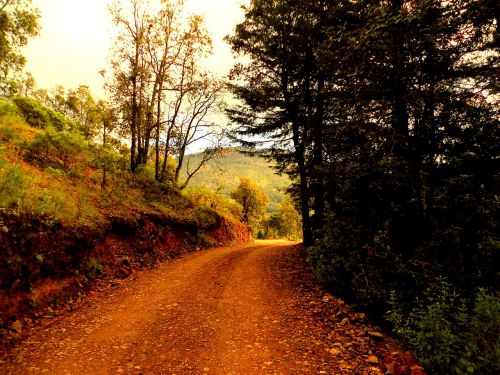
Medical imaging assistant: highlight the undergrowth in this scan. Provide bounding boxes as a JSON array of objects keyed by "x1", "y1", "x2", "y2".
[{"x1": 387, "y1": 279, "x2": 500, "y2": 374}]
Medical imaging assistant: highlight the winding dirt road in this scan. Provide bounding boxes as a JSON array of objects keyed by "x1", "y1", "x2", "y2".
[{"x1": 0, "y1": 241, "x2": 411, "y2": 374}]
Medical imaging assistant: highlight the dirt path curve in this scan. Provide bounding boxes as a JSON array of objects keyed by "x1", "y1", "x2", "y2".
[{"x1": 0, "y1": 240, "x2": 411, "y2": 374}]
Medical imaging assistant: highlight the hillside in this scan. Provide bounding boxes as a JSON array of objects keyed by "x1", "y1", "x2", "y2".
[
  {"x1": 182, "y1": 149, "x2": 291, "y2": 212},
  {"x1": 0, "y1": 98, "x2": 250, "y2": 343}
]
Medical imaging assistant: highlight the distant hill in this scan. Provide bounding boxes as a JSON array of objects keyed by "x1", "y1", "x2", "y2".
[{"x1": 182, "y1": 149, "x2": 291, "y2": 212}]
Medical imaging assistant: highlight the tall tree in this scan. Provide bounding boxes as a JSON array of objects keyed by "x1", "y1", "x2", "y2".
[
  {"x1": 108, "y1": 0, "x2": 222, "y2": 186},
  {"x1": 227, "y1": 0, "x2": 329, "y2": 245},
  {"x1": 306, "y1": 0, "x2": 499, "y2": 313},
  {"x1": 0, "y1": 0, "x2": 39, "y2": 96}
]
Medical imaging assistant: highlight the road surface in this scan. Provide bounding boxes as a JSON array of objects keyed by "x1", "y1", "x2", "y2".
[{"x1": 0, "y1": 240, "x2": 404, "y2": 374}]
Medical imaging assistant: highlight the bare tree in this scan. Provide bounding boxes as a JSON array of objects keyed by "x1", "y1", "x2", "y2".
[{"x1": 108, "y1": 0, "x2": 224, "y2": 188}]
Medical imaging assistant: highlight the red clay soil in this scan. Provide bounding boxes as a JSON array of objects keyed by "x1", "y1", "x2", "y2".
[{"x1": 0, "y1": 241, "x2": 423, "y2": 374}]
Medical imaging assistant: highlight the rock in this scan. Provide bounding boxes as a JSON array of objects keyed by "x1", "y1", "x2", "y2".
[
  {"x1": 355, "y1": 312, "x2": 366, "y2": 321},
  {"x1": 367, "y1": 331, "x2": 384, "y2": 339},
  {"x1": 385, "y1": 363, "x2": 396, "y2": 374},
  {"x1": 117, "y1": 267, "x2": 130, "y2": 279},
  {"x1": 329, "y1": 348, "x2": 341, "y2": 356},
  {"x1": 11, "y1": 320, "x2": 22, "y2": 334},
  {"x1": 367, "y1": 355, "x2": 380, "y2": 364}
]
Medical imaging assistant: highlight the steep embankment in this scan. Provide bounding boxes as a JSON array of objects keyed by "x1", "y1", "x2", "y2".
[{"x1": 0, "y1": 206, "x2": 250, "y2": 346}]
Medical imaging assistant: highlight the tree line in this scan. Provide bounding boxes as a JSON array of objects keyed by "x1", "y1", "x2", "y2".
[
  {"x1": 227, "y1": 0, "x2": 499, "y2": 372},
  {"x1": 107, "y1": 0, "x2": 225, "y2": 188},
  {"x1": 1, "y1": 0, "x2": 226, "y2": 191}
]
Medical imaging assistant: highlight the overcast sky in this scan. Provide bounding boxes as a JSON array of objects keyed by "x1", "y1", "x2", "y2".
[{"x1": 24, "y1": 0, "x2": 248, "y2": 99}]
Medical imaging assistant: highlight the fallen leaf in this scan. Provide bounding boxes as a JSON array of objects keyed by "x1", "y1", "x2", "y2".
[
  {"x1": 367, "y1": 355, "x2": 380, "y2": 364},
  {"x1": 11, "y1": 320, "x2": 22, "y2": 334},
  {"x1": 367, "y1": 331, "x2": 384, "y2": 339}
]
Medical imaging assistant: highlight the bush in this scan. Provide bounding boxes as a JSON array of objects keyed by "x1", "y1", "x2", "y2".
[
  {"x1": 12, "y1": 96, "x2": 51, "y2": 129},
  {"x1": 22, "y1": 127, "x2": 89, "y2": 170},
  {"x1": 89, "y1": 144, "x2": 124, "y2": 172},
  {"x1": 387, "y1": 280, "x2": 500, "y2": 374},
  {"x1": 12, "y1": 96, "x2": 75, "y2": 131},
  {"x1": 0, "y1": 160, "x2": 28, "y2": 208},
  {"x1": 86, "y1": 257, "x2": 104, "y2": 278},
  {"x1": 34, "y1": 187, "x2": 70, "y2": 220},
  {"x1": 0, "y1": 125, "x2": 14, "y2": 142},
  {"x1": 0, "y1": 99, "x2": 20, "y2": 117},
  {"x1": 184, "y1": 185, "x2": 243, "y2": 220}
]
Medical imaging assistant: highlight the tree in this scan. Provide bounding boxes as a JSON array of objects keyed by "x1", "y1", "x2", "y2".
[
  {"x1": 95, "y1": 100, "x2": 118, "y2": 191},
  {"x1": 230, "y1": 177, "x2": 268, "y2": 226},
  {"x1": 231, "y1": 2, "x2": 499, "y2": 357},
  {"x1": 302, "y1": 0, "x2": 499, "y2": 318},
  {"x1": 65, "y1": 85, "x2": 101, "y2": 140},
  {"x1": 0, "y1": 0, "x2": 40, "y2": 96},
  {"x1": 108, "y1": 0, "x2": 223, "y2": 188},
  {"x1": 226, "y1": 0, "x2": 329, "y2": 245},
  {"x1": 278, "y1": 195, "x2": 301, "y2": 240}
]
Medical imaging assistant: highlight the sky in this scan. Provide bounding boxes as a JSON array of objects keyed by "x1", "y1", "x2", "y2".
[{"x1": 24, "y1": 0, "x2": 248, "y2": 99}]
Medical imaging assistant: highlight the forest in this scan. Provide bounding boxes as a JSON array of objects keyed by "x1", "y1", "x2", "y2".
[
  {"x1": 0, "y1": 0, "x2": 499, "y2": 374},
  {"x1": 227, "y1": 0, "x2": 499, "y2": 373}
]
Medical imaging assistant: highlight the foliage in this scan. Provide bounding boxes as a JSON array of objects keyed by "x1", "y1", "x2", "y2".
[
  {"x1": 86, "y1": 257, "x2": 104, "y2": 278},
  {"x1": 90, "y1": 144, "x2": 124, "y2": 173},
  {"x1": 230, "y1": 1, "x2": 499, "y2": 371},
  {"x1": 259, "y1": 196, "x2": 302, "y2": 240},
  {"x1": 387, "y1": 281, "x2": 500, "y2": 374},
  {"x1": 0, "y1": 97, "x2": 18, "y2": 116},
  {"x1": 181, "y1": 149, "x2": 291, "y2": 212},
  {"x1": 22, "y1": 127, "x2": 89, "y2": 170},
  {"x1": 12, "y1": 96, "x2": 76, "y2": 130},
  {"x1": 0, "y1": 0, "x2": 40, "y2": 95},
  {"x1": 184, "y1": 185, "x2": 243, "y2": 220},
  {"x1": 0, "y1": 158, "x2": 27, "y2": 208},
  {"x1": 0, "y1": 98, "x2": 25, "y2": 140},
  {"x1": 230, "y1": 177, "x2": 268, "y2": 229},
  {"x1": 277, "y1": 195, "x2": 301, "y2": 240},
  {"x1": 108, "y1": 0, "x2": 222, "y2": 181}
]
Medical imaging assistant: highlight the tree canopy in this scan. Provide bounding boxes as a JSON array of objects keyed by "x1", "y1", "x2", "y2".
[
  {"x1": 230, "y1": 177, "x2": 268, "y2": 226},
  {"x1": 0, "y1": 0, "x2": 39, "y2": 95},
  {"x1": 228, "y1": 1, "x2": 499, "y2": 372}
]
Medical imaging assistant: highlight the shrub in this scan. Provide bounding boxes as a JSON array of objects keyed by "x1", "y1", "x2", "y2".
[
  {"x1": 387, "y1": 280, "x2": 500, "y2": 374},
  {"x1": 0, "y1": 160, "x2": 28, "y2": 209},
  {"x1": 35, "y1": 187, "x2": 69, "y2": 219},
  {"x1": 184, "y1": 185, "x2": 243, "y2": 220},
  {"x1": 22, "y1": 127, "x2": 89, "y2": 170},
  {"x1": 0, "y1": 125, "x2": 14, "y2": 142},
  {"x1": 86, "y1": 257, "x2": 104, "y2": 277},
  {"x1": 89, "y1": 144, "x2": 124, "y2": 172},
  {"x1": 0, "y1": 99, "x2": 20, "y2": 117},
  {"x1": 12, "y1": 96, "x2": 51, "y2": 129},
  {"x1": 11, "y1": 96, "x2": 75, "y2": 131},
  {"x1": 0, "y1": 99, "x2": 29, "y2": 141}
]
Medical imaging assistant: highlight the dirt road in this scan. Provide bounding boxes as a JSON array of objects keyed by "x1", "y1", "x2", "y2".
[{"x1": 0, "y1": 241, "x2": 413, "y2": 374}]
